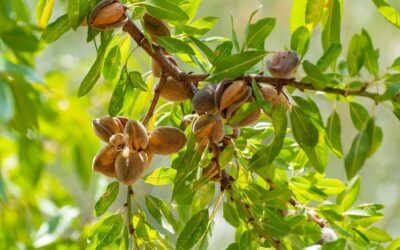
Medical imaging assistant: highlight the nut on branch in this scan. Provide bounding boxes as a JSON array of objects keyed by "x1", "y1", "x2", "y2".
[
  {"x1": 267, "y1": 51, "x2": 299, "y2": 79},
  {"x1": 261, "y1": 85, "x2": 290, "y2": 111},
  {"x1": 115, "y1": 149, "x2": 148, "y2": 185},
  {"x1": 148, "y1": 127, "x2": 188, "y2": 155},
  {"x1": 89, "y1": 0, "x2": 128, "y2": 30},
  {"x1": 142, "y1": 13, "x2": 171, "y2": 41},
  {"x1": 92, "y1": 133, "x2": 124, "y2": 177},
  {"x1": 159, "y1": 78, "x2": 191, "y2": 102},
  {"x1": 92, "y1": 116, "x2": 125, "y2": 142},
  {"x1": 192, "y1": 84, "x2": 218, "y2": 114}
]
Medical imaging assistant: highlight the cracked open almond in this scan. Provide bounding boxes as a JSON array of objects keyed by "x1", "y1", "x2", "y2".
[
  {"x1": 89, "y1": 0, "x2": 128, "y2": 30},
  {"x1": 92, "y1": 116, "x2": 125, "y2": 142},
  {"x1": 124, "y1": 120, "x2": 149, "y2": 151}
]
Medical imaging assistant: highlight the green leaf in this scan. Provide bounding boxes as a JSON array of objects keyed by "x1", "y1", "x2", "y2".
[
  {"x1": 290, "y1": 106, "x2": 319, "y2": 147},
  {"x1": 102, "y1": 45, "x2": 122, "y2": 82},
  {"x1": 1, "y1": 28, "x2": 39, "y2": 52},
  {"x1": 345, "y1": 130, "x2": 371, "y2": 179},
  {"x1": 245, "y1": 18, "x2": 276, "y2": 50},
  {"x1": 176, "y1": 209, "x2": 209, "y2": 250},
  {"x1": 366, "y1": 118, "x2": 383, "y2": 157},
  {"x1": 317, "y1": 43, "x2": 342, "y2": 72},
  {"x1": 94, "y1": 182, "x2": 119, "y2": 217},
  {"x1": 349, "y1": 102, "x2": 370, "y2": 130},
  {"x1": 212, "y1": 41, "x2": 233, "y2": 66},
  {"x1": 316, "y1": 179, "x2": 345, "y2": 196},
  {"x1": 36, "y1": 0, "x2": 55, "y2": 28},
  {"x1": 303, "y1": 60, "x2": 328, "y2": 89},
  {"x1": 337, "y1": 176, "x2": 361, "y2": 211},
  {"x1": 249, "y1": 106, "x2": 287, "y2": 175},
  {"x1": 68, "y1": 0, "x2": 89, "y2": 29},
  {"x1": 141, "y1": 0, "x2": 189, "y2": 21},
  {"x1": 227, "y1": 102, "x2": 259, "y2": 127},
  {"x1": 157, "y1": 37, "x2": 195, "y2": 55},
  {"x1": 360, "y1": 29, "x2": 379, "y2": 77},
  {"x1": 291, "y1": 26, "x2": 310, "y2": 58},
  {"x1": 389, "y1": 57, "x2": 400, "y2": 71},
  {"x1": 207, "y1": 51, "x2": 267, "y2": 82},
  {"x1": 0, "y1": 80, "x2": 14, "y2": 122},
  {"x1": 96, "y1": 214, "x2": 124, "y2": 248},
  {"x1": 302, "y1": 137, "x2": 329, "y2": 173},
  {"x1": 42, "y1": 14, "x2": 71, "y2": 43},
  {"x1": 145, "y1": 195, "x2": 178, "y2": 232},
  {"x1": 321, "y1": 0, "x2": 341, "y2": 51},
  {"x1": 231, "y1": 16, "x2": 240, "y2": 53},
  {"x1": 305, "y1": 0, "x2": 325, "y2": 27},
  {"x1": 128, "y1": 71, "x2": 148, "y2": 91},
  {"x1": 322, "y1": 239, "x2": 346, "y2": 250},
  {"x1": 387, "y1": 237, "x2": 400, "y2": 250},
  {"x1": 0, "y1": 172, "x2": 6, "y2": 202},
  {"x1": 326, "y1": 111, "x2": 343, "y2": 157},
  {"x1": 189, "y1": 36, "x2": 214, "y2": 62},
  {"x1": 77, "y1": 50, "x2": 104, "y2": 97},
  {"x1": 372, "y1": 0, "x2": 400, "y2": 29},
  {"x1": 144, "y1": 167, "x2": 177, "y2": 185},
  {"x1": 356, "y1": 227, "x2": 392, "y2": 243},
  {"x1": 218, "y1": 144, "x2": 234, "y2": 169},
  {"x1": 223, "y1": 203, "x2": 240, "y2": 227},
  {"x1": 290, "y1": 0, "x2": 308, "y2": 32},
  {"x1": 347, "y1": 34, "x2": 364, "y2": 76},
  {"x1": 108, "y1": 69, "x2": 127, "y2": 117}
]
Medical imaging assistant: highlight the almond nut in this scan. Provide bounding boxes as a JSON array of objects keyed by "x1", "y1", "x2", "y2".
[
  {"x1": 192, "y1": 84, "x2": 218, "y2": 114},
  {"x1": 267, "y1": 51, "x2": 299, "y2": 79},
  {"x1": 193, "y1": 114, "x2": 217, "y2": 146},
  {"x1": 261, "y1": 85, "x2": 290, "y2": 111},
  {"x1": 124, "y1": 120, "x2": 149, "y2": 151},
  {"x1": 202, "y1": 160, "x2": 220, "y2": 181},
  {"x1": 92, "y1": 133, "x2": 125, "y2": 178},
  {"x1": 89, "y1": 0, "x2": 128, "y2": 30},
  {"x1": 143, "y1": 13, "x2": 171, "y2": 41},
  {"x1": 159, "y1": 78, "x2": 190, "y2": 102},
  {"x1": 115, "y1": 148, "x2": 148, "y2": 185},
  {"x1": 92, "y1": 116, "x2": 124, "y2": 142},
  {"x1": 148, "y1": 127, "x2": 188, "y2": 155}
]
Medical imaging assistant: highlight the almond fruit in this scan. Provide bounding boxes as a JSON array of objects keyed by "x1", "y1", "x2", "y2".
[{"x1": 148, "y1": 127, "x2": 188, "y2": 155}]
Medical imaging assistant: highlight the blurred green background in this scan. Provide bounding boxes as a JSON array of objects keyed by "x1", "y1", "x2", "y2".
[{"x1": 1, "y1": 0, "x2": 400, "y2": 249}]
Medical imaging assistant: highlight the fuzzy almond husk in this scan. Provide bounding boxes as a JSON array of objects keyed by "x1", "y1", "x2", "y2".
[
  {"x1": 115, "y1": 148, "x2": 148, "y2": 185},
  {"x1": 148, "y1": 127, "x2": 188, "y2": 155}
]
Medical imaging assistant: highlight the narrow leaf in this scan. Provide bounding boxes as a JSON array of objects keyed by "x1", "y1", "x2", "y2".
[
  {"x1": 108, "y1": 69, "x2": 128, "y2": 116},
  {"x1": 144, "y1": 167, "x2": 177, "y2": 185},
  {"x1": 322, "y1": 0, "x2": 341, "y2": 51},
  {"x1": 372, "y1": 0, "x2": 400, "y2": 29},
  {"x1": 102, "y1": 46, "x2": 122, "y2": 82},
  {"x1": 95, "y1": 182, "x2": 119, "y2": 217},
  {"x1": 317, "y1": 43, "x2": 342, "y2": 72},
  {"x1": 176, "y1": 209, "x2": 209, "y2": 250},
  {"x1": 345, "y1": 131, "x2": 371, "y2": 179},
  {"x1": 157, "y1": 37, "x2": 195, "y2": 55},
  {"x1": 303, "y1": 60, "x2": 328, "y2": 89},
  {"x1": 245, "y1": 18, "x2": 276, "y2": 50},
  {"x1": 349, "y1": 102, "x2": 370, "y2": 130},
  {"x1": 326, "y1": 111, "x2": 343, "y2": 157},
  {"x1": 128, "y1": 71, "x2": 148, "y2": 91},
  {"x1": 291, "y1": 26, "x2": 310, "y2": 58},
  {"x1": 141, "y1": 0, "x2": 189, "y2": 20},
  {"x1": 290, "y1": 106, "x2": 319, "y2": 147},
  {"x1": 42, "y1": 14, "x2": 71, "y2": 43},
  {"x1": 207, "y1": 51, "x2": 267, "y2": 82},
  {"x1": 36, "y1": 0, "x2": 55, "y2": 28}
]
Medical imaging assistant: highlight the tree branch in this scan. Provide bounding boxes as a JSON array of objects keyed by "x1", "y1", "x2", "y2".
[{"x1": 122, "y1": 18, "x2": 383, "y2": 101}]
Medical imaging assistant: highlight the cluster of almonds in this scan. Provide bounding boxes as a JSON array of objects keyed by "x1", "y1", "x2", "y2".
[{"x1": 92, "y1": 116, "x2": 187, "y2": 185}]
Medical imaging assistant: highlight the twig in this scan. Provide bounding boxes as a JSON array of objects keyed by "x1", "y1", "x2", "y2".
[
  {"x1": 122, "y1": 19, "x2": 383, "y2": 101},
  {"x1": 126, "y1": 185, "x2": 139, "y2": 249},
  {"x1": 141, "y1": 72, "x2": 168, "y2": 126}
]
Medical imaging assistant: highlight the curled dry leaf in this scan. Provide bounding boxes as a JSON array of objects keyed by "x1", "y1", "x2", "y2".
[
  {"x1": 267, "y1": 51, "x2": 299, "y2": 79},
  {"x1": 148, "y1": 127, "x2": 188, "y2": 155},
  {"x1": 261, "y1": 85, "x2": 290, "y2": 111},
  {"x1": 92, "y1": 116, "x2": 125, "y2": 143},
  {"x1": 159, "y1": 78, "x2": 190, "y2": 102},
  {"x1": 92, "y1": 133, "x2": 125, "y2": 178},
  {"x1": 192, "y1": 84, "x2": 218, "y2": 114},
  {"x1": 124, "y1": 120, "x2": 149, "y2": 151},
  {"x1": 115, "y1": 148, "x2": 148, "y2": 185},
  {"x1": 143, "y1": 13, "x2": 170, "y2": 41},
  {"x1": 89, "y1": 0, "x2": 128, "y2": 30}
]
